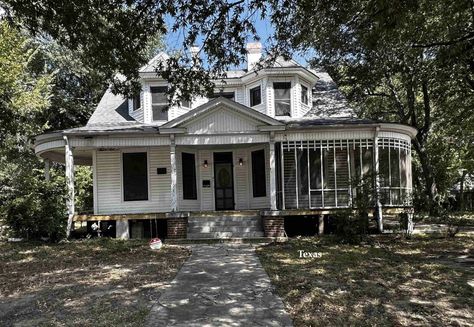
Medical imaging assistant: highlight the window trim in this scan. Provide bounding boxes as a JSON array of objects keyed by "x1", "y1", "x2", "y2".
[
  {"x1": 150, "y1": 85, "x2": 169, "y2": 121},
  {"x1": 181, "y1": 152, "x2": 198, "y2": 200},
  {"x1": 251, "y1": 149, "x2": 267, "y2": 198},
  {"x1": 249, "y1": 85, "x2": 262, "y2": 107},
  {"x1": 301, "y1": 84, "x2": 309, "y2": 105},
  {"x1": 273, "y1": 81, "x2": 292, "y2": 117},
  {"x1": 121, "y1": 150, "x2": 150, "y2": 202}
]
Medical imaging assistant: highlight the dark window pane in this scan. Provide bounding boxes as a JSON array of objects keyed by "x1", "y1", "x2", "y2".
[
  {"x1": 252, "y1": 149, "x2": 266, "y2": 197},
  {"x1": 298, "y1": 149, "x2": 308, "y2": 196},
  {"x1": 133, "y1": 94, "x2": 141, "y2": 111},
  {"x1": 250, "y1": 86, "x2": 261, "y2": 107},
  {"x1": 301, "y1": 85, "x2": 308, "y2": 105},
  {"x1": 123, "y1": 152, "x2": 148, "y2": 201},
  {"x1": 152, "y1": 105, "x2": 169, "y2": 120},
  {"x1": 182, "y1": 152, "x2": 197, "y2": 200},
  {"x1": 274, "y1": 82, "x2": 291, "y2": 116}
]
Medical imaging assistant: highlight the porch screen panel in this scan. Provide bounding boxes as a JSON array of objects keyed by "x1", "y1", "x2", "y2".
[
  {"x1": 378, "y1": 138, "x2": 412, "y2": 206},
  {"x1": 123, "y1": 152, "x2": 148, "y2": 201},
  {"x1": 297, "y1": 149, "x2": 309, "y2": 206},
  {"x1": 400, "y1": 149, "x2": 408, "y2": 202},
  {"x1": 309, "y1": 149, "x2": 322, "y2": 207},
  {"x1": 182, "y1": 152, "x2": 197, "y2": 200},
  {"x1": 379, "y1": 147, "x2": 390, "y2": 205},
  {"x1": 335, "y1": 148, "x2": 350, "y2": 206},
  {"x1": 283, "y1": 149, "x2": 297, "y2": 208},
  {"x1": 323, "y1": 148, "x2": 336, "y2": 207},
  {"x1": 390, "y1": 147, "x2": 401, "y2": 204}
]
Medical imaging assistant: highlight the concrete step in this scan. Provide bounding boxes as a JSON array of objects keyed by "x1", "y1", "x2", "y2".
[
  {"x1": 188, "y1": 226, "x2": 262, "y2": 233},
  {"x1": 188, "y1": 216, "x2": 261, "y2": 222},
  {"x1": 166, "y1": 237, "x2": 288, "y2": 245},
  {"x1": 187, "y1": 231, "x2": 265, "y2": 239},
  {"x1": 188, "y1": 220, "x2": 262, "y2": 228}
]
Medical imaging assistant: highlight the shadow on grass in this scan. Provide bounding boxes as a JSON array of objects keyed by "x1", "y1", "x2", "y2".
[
  {"x1": 257, "y1": 235, "x2": 474, "y2": 327},
  {"x1": 0, "y1": 239, "x2": 190, "y2": 326}
]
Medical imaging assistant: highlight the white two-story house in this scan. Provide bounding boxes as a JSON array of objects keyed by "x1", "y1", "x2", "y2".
[{"x1": 34, "y1": 43, "x2": 416, "y2": 240}]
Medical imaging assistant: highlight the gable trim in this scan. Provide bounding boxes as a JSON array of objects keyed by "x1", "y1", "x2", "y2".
[{"x1": 160, "y1": 97, "x2": 285, "y2": 130}]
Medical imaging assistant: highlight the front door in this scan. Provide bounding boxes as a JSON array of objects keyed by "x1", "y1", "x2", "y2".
[{"x1": 214, "y1": 152, "x2": 234, "y2": 210}]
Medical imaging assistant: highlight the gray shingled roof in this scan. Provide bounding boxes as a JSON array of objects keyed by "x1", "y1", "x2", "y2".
[
  {"x1": 305, "y1": 68, "x2": 356, "y2": 119},
  {"x1": 87, "y1": 88, "x2": 136, "y2": 126}
]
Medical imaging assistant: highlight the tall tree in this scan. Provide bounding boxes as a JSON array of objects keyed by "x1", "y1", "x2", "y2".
[{"x1": 2, "y1": 0, "x2": 473, "y2": 211}]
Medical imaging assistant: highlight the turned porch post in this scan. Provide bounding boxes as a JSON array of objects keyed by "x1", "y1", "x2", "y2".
[
  {"x1": 170, "y1": 134, "x2": 178, "y2": 212},
  {"x1": 64, "y1": 136, "x2": 75, "y2": 237},
  {"x1": 269, "y1": 133, "x2": 277, "y2": 210},
  {"x1": 373, "y1": 127, "x2": 383, "y2": 233}
]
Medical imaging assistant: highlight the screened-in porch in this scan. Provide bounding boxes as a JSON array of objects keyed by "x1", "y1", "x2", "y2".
[{"x1": 275, "y1": 137, "x2": 412, "y2": 210}]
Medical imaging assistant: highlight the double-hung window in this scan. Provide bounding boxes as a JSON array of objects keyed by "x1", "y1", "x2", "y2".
[
  {"x1": 273, "y1": 82, "x2": 291, "y2": 116},
  {"x1": 123, "y1": 152, "x2": 148, "y2": 201},
  {"x1": 151, "y1": 86, "x2": 169, "y2": 121},
  {"x1": 250, "y1": 86, "x2": 261, "y2": 107},
  {"x1": 182, "y1": 152, "x2": 197, "y2": 200},
  {"x1": 251, "y1": 149, "x2": 267, "y2": 197}
]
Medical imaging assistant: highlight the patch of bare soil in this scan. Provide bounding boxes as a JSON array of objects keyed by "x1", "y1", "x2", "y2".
[
  {"x1": 0, "y1": 239, "x2": 190, "y2": 326},
  {"x1": 257, "y1": 235, "x2": 474, "y2": 327}
]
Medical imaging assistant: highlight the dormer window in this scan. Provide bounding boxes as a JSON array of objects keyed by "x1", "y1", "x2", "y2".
[
  {"x1": 210, "y1": 91, "x2": 235, "y2": 101},
  {"x1": 301, "y1": 85, "x2": 309, "y2": 105},
  {"x1": 274, "y1": 82, "x2": 291, "y2": 116},
  {"x1": 132, "y1": 94, "x2": 141, "y2": 111},
  {"x1": 250, "y1": 86, "x2": 261, "y2": 107},
  {"x1": 151, "y1": 86, "x2": 168, "y2": 121},
  {"x1": 181, "y1": 98, "x2": 191, "y2": 108}
]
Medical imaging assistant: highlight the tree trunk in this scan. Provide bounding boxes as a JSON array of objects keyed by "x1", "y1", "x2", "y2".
[{"x1": 412, "y1": 138, "x2": 439, "y2": 214}]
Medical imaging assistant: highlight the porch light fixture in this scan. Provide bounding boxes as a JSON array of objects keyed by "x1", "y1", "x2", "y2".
[
  {"x1": 238, "y1": 158, "x2": 244, "y2": 166},
  {"x1": 203, "y1": 160, "x2": 208, "y2": 168}
]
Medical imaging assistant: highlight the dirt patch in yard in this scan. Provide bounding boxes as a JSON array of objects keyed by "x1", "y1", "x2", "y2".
[
  {"x1": 257, "y1": 235, "x2": 474, "y2": 327},
  {"x1": 0, "y1": 239, "x2": 190, "y2": 326}
]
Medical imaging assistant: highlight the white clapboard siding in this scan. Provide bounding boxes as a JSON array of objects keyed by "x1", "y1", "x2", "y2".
[
  {"x1": 199, "y1": 150, "x2": 214, "y2": 210},
  {"x1": 95, "y1": 147, "x2": 171, "y2": 214},
  {"x1": 184, "y1": 108, "x2": 260, "y2": 134},
  {"x1": 176, "y1": 148, "x2": 201, "y2": 211},
  {"x1": 234, "y1": 148, "x2": 249, "y2": 209}
]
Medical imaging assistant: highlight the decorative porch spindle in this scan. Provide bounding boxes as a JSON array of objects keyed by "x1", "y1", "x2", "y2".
[
  {"x1": 64, "y1": 136, "x2": 75, "y2": 237},
  {"x1": 269, "y1": 135, "x2": 277, "y2": 210}
]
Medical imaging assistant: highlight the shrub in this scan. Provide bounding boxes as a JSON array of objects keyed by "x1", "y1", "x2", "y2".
[{"x1": 0, "y1": 165, "x2": 66, "y2": 241}]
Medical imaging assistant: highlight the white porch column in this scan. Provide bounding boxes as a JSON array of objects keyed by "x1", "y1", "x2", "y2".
[
  {"x1": 373, "y1": 127, "x2": 383, "y2": 233},
  {"x1": 170, "y1": 134, "x2": 178, "y2": 212},
  {"x1": 269, "y1": 134, "x2": 277, "y2": 210},
  {"x1": 44, "y1": 159, "x2": 50, "y2": 181},
  {"x1": 64, "y1": 136, "x2": 75, "y2": 237}
]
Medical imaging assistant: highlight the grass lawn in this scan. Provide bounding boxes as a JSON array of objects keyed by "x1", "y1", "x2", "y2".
[
  {"x1": 257, "y1": 235, "x2": 474, "y2": 327},
  {"x1": 0, "y1": 239, "x2": 190, "y2": 326}
]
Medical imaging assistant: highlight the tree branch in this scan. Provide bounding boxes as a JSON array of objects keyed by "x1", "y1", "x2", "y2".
[{"x1": 411, "y1": 31, "x2": 474, "y2": 48}]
